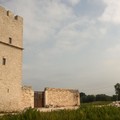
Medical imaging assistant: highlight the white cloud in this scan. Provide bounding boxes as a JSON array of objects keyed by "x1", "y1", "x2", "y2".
[
  {"x1": 101, "y1": 44, "x2": 120, "y2": 76},
  {"x1": 54, "y1": 18, "x2": 109, "y2": 53},
  {"x1": 67, "y1": 0, "x2": 81, "y2": 6},
  {"x1": 106, "y1": 44, "x2": 120, "y2": 58},
  {"x1": 2, "y1": 0, "x2": 74, "y2": 44},
  {"x1": 100, "y1": 0, "x2": 120, "y2": 24},
  {"x1": 54, "y1": 20, "x2": 90, "y2": 52}
]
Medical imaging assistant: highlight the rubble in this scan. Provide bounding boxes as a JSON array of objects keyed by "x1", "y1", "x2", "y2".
[{"x1": 109, "y1": 101, "x2": 120, "y2": 107}]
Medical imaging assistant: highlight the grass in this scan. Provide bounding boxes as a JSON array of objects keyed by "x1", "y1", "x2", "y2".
[
  {"x1": 81, "y1": 101, "x2": 112, "y2": 107},
  {"x1": 0, "y1": 102, "x2": 120, "y2": 120}
]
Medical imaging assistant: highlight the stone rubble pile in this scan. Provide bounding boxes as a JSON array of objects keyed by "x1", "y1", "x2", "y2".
[{"x1": 109, "y1": 101, "x2": 120, "y2": 107}]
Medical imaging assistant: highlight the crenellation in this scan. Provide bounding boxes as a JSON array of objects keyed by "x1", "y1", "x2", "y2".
[
  {"x1": 0, "y1": 6, "x2": 23, "y2": 48},
  {"x1": 0, "y1": 6, "x2": 23, "y2": 23},
  {"x1": 6, "y1": 10, "x2": 14, "y2": 18},
  {"x1": 14, "y1": 15, "x2": 23, "y2": 23}
]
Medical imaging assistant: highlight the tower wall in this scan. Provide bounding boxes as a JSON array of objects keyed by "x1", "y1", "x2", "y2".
[{"x1": 0, "y1": 6, "x2": 23, "y2": 112}]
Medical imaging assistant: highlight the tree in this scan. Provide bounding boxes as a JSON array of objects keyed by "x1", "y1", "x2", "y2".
[
  {"x1": 114, "y1": 83, "x2": 120, "y2": 100},
  {"x1": 87, "y1": 95, "x2": 96, "y2": 102},
  {"x1": 112, "y1": 95, "x2": 118, "y2": 101},
  {"x1": 80, "y1": 92, "x2": 86, "y2": 97},
  {"x1": 80, "y1": 92, "x2": 96, "y2": 103},
  {"x1": 80, "y1": 92, "x2": 86, "y2": 103},
  {"x1": 96, "y1": 94, "x2": 111, "y2": 101}
]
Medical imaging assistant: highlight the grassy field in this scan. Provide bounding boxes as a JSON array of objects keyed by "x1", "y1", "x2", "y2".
[
  {"x1": 0, "y1": 102, "x2": 120, "y2": 120},
  {"x1": 80, "y1": 101, "x2": 112, "y2": 107}
]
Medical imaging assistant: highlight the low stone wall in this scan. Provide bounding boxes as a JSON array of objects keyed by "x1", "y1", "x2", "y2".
[
  {"x1": 38, "y1": 106, "x2": 79, "y2": 112},
  {"x1": 21, "y1": 86, "x2": 34, "y2": 109},
  {"x1": 44, "y1": 88, "x2": 80, "y2": 108}
]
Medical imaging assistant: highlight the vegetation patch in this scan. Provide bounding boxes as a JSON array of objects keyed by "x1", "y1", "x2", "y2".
[{"x1": 0, "y1": 105, "x2": 120, "y2": 120}]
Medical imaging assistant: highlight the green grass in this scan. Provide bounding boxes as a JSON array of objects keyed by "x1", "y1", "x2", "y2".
[{"x1": 0, "y1": 103, "x2": 120, "y2": 120}]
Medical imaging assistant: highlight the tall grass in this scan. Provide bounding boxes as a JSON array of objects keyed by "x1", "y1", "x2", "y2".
[{"x1": 0, "y1": 106, "x2": 120, "y2": 120}]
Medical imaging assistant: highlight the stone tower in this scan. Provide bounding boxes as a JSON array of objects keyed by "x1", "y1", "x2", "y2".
[{"x1": 0, "y1": 6, "x2": 23, "y2": 112}]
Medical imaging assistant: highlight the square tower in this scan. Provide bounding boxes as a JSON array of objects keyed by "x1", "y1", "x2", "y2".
[{"x1": 0, "y1": 6, "x2": 23, "y2": 112}]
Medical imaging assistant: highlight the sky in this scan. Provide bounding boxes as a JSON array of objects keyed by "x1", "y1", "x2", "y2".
[{"x1": 1, "y1": 0, "x2": 120, "y2": 95}]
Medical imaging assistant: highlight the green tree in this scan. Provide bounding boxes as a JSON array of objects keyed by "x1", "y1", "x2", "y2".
[
  {"x1": 87, "y1": 95, "x2": 96, "y2": 102},
  {"x1": 80, "y1": 92, "x2": 86, "y2": 103},
  {"x1": 114, "y1": 83, "x2": 120, "y2": 100},
  {"x1": 96, "y1": 94, "x2": 111, "y2": 101},
  {"x1": 112, "y1": 95, "x2": 117, "y2": 101}
]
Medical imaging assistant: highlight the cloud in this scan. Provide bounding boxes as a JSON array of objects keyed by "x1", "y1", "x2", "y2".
[
  {"x1": 106, "y1": 44, "x2": 120, "y2": 58},
  {"x1": 67, "y1": 0, "x2": 81, "y2": 6},
  {"x1": 73, "y1": 0, "x2": 106, "y2": 18},
  {"x1": 1, "y1": 0, "x2": 74, "y2": 44},
  {"x1": 42, "y1": 17, "x2": 109, "y2": 56},
  {"x1": 100, "y1": 0, "x2": 120, "y2": 24},
  {"x1": 1, "y1": 0, "x2": 119, "y2": 95}
]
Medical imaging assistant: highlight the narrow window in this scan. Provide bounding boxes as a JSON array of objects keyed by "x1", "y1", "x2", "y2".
[
  {"x1": 9, "y1": 37, "x2": 12, "y2": 44},
  {"x1": 3, "y1": 58, "x2": 6, "y2": 65},
  {"x1": 7, "y1": 89, "x2": 9, "y2": 93},
  {"x1": 7, "y1": 11, "x2": 9, "y2": 16}
]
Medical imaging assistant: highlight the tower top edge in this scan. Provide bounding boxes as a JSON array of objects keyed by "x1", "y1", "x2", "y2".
[{"x1": 0, "y1": 6, "x2": 23, "y2": 22}]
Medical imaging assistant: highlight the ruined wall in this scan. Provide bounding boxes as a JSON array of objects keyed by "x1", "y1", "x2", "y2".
[
  {"x1": 21, "y1": 86, "x2": 34, "y2": 109},
  {"x1": 44, "y1": 88, "x2": 80, "y2": 108},
  {"x1": 0, "y1": 6, "x2": 23, "y2": 112}
]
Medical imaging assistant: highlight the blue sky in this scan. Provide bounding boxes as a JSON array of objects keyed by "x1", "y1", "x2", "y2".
[{"x1": 1, "y1": 0, "x2": 120, "y2": 95}]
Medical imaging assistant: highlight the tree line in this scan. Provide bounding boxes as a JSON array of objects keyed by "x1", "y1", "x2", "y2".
[
  {"x1": 80, "y1": 83, "x2": 120, "y2": 103},
  {"x1": 80, "y1": 93, "x2": 117, "y2": 103}
]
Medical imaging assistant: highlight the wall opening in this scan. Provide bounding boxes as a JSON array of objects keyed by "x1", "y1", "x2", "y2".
[
  {"x1": 2, "y1": 58, "x2": 6, "y2": 65},
  {"x1": 7, "y1": 89, "x2": 9, "y2": 93},
  {"x1": 34, "y1": 91, "x2": 44, "y2": 108},
  {"x1": 7, "y1": 11, "x2": 9, "y2": 16},
  {"x1": 15, "y1": 16, "x2": 18, "y2": 20},
  {"x1": 9, "y1": 37, "x2": 12, "y2": 44}
]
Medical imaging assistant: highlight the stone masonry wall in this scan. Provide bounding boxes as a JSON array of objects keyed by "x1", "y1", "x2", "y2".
[
  {"x1": 0, "y1": 43, "x2": 22, "y2": 112},
  {"x1": 0, "y1": 6, "x2": 23, "y2": 47},
  {"x1": 44, "y1": 88, "x2": 80, "y2": 108},
  {"x1": 0, "y1": 6, "x2": 35, "y2": 112},
  {"x1": 0, "y1": 6, "x2": 23, "y2": 112},
  {"x1": 21, "y1": 86, "x2": 34, "y2": 109}
]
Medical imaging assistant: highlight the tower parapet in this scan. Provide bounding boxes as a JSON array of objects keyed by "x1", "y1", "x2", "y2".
[
  {"x1": 0, "y1": 6, "x2": 23, "y2": 48},
  {"x1": 0, "y1": 6, "x2": 23, "y2": 23}
]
